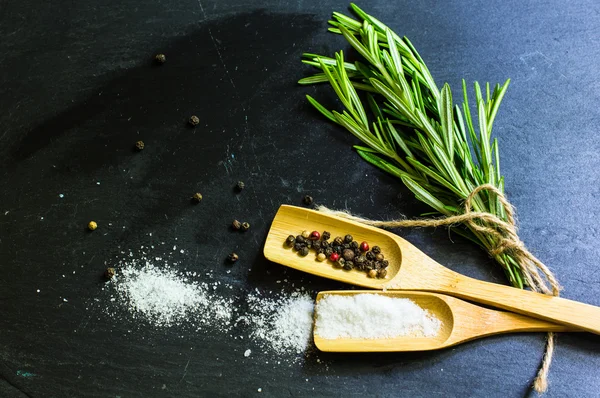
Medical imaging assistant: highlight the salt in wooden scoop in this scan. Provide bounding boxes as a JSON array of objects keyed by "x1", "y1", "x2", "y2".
[
  {"x1": 313, "y1": 290, "x2": 572, "y2": 352},
  {"x1": 264, "y1": 205, "x2": 600, "y2": 334}
]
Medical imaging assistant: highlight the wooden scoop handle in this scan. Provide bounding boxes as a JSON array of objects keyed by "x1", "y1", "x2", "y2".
[{"x1": 439, "y1": 273, "x2": 600, "y2": 335}]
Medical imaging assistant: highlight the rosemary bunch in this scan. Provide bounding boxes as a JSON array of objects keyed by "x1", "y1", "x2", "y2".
[{"x1": 299, "y1": 3, "x2": 524, "y2": 288}]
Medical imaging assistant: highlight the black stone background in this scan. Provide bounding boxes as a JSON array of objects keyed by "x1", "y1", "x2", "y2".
[{"x1": 1, "y1": 0, "x2": 599, "y2": 396}]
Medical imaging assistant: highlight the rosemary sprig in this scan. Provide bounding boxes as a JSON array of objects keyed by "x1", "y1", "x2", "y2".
[{"x1": 299, "y1": 3, "x2": 524, "y2": 288}]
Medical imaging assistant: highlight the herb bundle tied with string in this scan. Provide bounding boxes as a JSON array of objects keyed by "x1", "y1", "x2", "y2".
[{"x1": 299, "y1": 3, "x2": 560, "y2": 393}]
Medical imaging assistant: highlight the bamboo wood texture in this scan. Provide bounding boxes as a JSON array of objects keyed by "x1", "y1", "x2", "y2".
[
  {"x1": 264, "y1": 205, "x2": 600, "y2": 334},
  {"x1": 313, "y1": 290, "x2": 572, "y2": 352}
]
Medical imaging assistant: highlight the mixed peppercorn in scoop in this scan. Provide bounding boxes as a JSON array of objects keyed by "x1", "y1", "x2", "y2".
[{"x1": 285, "y1": 230, "x2": 389, "y2": 279}]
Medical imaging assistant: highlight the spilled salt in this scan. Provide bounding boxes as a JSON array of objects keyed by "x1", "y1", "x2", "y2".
[{"x1": 315, "y1": 294, "x2": 441, "y2": 339}]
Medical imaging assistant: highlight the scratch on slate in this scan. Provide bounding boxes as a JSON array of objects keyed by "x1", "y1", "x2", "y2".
[{"x1": 179, "y1": 359, "x2": 191, "y2": 383}]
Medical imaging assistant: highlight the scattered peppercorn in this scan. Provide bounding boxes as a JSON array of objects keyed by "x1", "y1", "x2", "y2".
[
  {"x1": 377, "y1": 268, "x2": 388, "y2": 279},
  {"x1": 344, "y1": 234, "x2": 353, "y2": 243},
  {"x1": 299, "y1": 247, "x2": 310, "y2": 257},
  {"x1": 105, "y1": 267, "x2": 116, "y2": 279},
  {"x1": 236, "y1": 181, "x2": 245, "y2": 191},
  {"x1": 360, "y1": 241, "x2": 369, "y2": 252},
  {"x1": 301, "y1": 230, "x2": 310, "y2": 239},
  {"x1": 317, "y1": 253, "x2": 326, "y2": 262},
  {"x1": 155, "y1": 53, "x2": 166, "y2": 64},
  {"x1": 192, "y1": 193, "x2": 203, "y2": 203},
  {"x1": 189, "y1": 115, "x2": 200, "y2": 126},
  {"x1": 372, "y1": 246, "x2": 381, "y2": 254},
  {"x1": 303, "y1": 195, "x2": 313, "y2": 205},
  {"x1": 368, "y1": 269, "x2": 377, "y2": 278},
  {"x1": 322, "y1": 231, "x2": 331, "y2": 241},
  {"x1": 228, "y1": 252, "x2": 239, "y2": 263},
  {"x1": 135, "y1": 140, "x2": 145, "y2": 151},
  {"x1": 285, "y1": 235, "x2": 295, "y2": 246},
  {"x1": 232, "y1": 219, "x2": 242, "y2": 230},
  {"x1": 241, "y1": 222, "x2": 250, "y2": 231},
  {"x1": 88, "y1": 221, "x2": 98, "y2": 231},
  {"x1": 310, "y1": 231, "x2": 321, "y2": 240}
]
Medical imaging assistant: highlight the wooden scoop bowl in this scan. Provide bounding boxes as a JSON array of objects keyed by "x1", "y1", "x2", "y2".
[
  {"x1": 313, "y1": 290, "x2": 572, "y2": 352},
  {"x1": 264, "y1": 205, "x2": 600, "y2": 334}
]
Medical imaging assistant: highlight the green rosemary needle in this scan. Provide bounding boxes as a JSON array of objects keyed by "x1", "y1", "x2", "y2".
[{"x1": 299, "y1": 3, "x2": 524, "y2": 288}]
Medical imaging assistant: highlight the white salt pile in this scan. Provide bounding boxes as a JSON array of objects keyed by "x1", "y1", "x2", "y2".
[
  {"x1": 241, "y1": 291, "x2": 314, "y2": 355},
  {"x1": 314, "y1": 294, "x2": 441, "y2": 339},
  {"x1": 106, "y1": 262, "x2": 234, "y2": 330}
]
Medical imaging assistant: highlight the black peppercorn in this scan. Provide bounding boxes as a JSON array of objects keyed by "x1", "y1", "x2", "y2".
[
  {"x1": 236, "y1": 181, "x2": 245, "y2": 191},
  {"x1": 303, "y1": 195, "x2": 313, "y2": 205},
  {"x1": 377, "y1": 268, "x2": 387, "y2": 278},
  {"x1": 381, "y1": 260, "x2": 389, "y2": 268},
  {"x1": 343, "y1": 261, "x2": 354, "y2": 271},
  {"x1": 285, "y1": 235, "x2": 295, "y2": 247},
  {"x1": 333, "y1": 246, "x2": 342, "y2": 254},
  {"x1": 366, "y1": 251, "x2": 375, "y2": 261},
  {"x1": 313, "y1": 241, "x2": 322, "y2": 251},
  {"x1": 372, "y1": 246, "x2": 381, "y2": 254},
  {"x1": 325, "y1": 247, "x2": 333, "y2": 256},
  {"x1": 135, "y1": 140, "x2": 145, "y2": 151},
  {"x1": 322, "y1": 231, "x2": 331, "y2": 241},
  {"x1": 334, "y1": 236, "x2": 344, "y2": 246},
  {"x1": 317, "y1": 248, "x2": 325, "y2": 254},
  {"x1": 350, "y1": 241, "x2": 359, "y2": 249},
  {"x1": 294, "y1": 242, "x2": 304, "y2": 251},
  {"x1": 375, "y1": 253, "x2": 384, "y2": 262},
  {"x1": 321, "y1": 241, "x2": 330, "y2": 249},
  {"x1": 189, "y1": 115, "x2": 200, "y2": 126},
  {"x1": 299, "y1": 247, "x2": 310, "y2": 256},
  {"x1": 306, "y1": 241, "x2": 312, "y2": 249},
  {"x1": 241, "y1": 222, "x2": 250, "y2": 231},
  {"x1": 374, "y1": 261, "x2": 382, "y2": 269},
  {"x1": 353, "y1": 248, "x2": 361, "y2": 257},
  {"x1": 344, "y1": 234, "x2": 353, "y2": 243},
  {"x1": 232, "y1": 220, "x2": 242, "y2": 230},
  {"x1": 228, "y1": 252, "x2": 239, "y2": 263},
  {"x1": 296, "y1": 235, "x2": 305, "y2": 244},
  {"x1": 365, "y1": 260, "x2": 375, "y2": 270},
  {"x1": 342, "y1": 249, "x2": 355, "y2": 261},
  {"x1": 355, "y1": 255, "x2": 366, "y2": 264}
]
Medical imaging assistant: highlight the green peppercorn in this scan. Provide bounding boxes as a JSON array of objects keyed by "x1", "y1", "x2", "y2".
[
  {"x1": 322, "y1": 231, "x2": 331, "y2": 241},
  {"x1": 343, "y1": 261, "x2": 353, "y2": 271},
  {"x1": 332, "y1": 260, "x2": 343, "y2": 269},
  {"x1": 299, "y1": 247, "x2": 309, "y2": 256},
  {"x1": 155, "y1": 53, "x2": 166, "y2": 63},
  {"x1": 232, "y1": 220, "x2": 242, "y2": 230},
  {"x1": 325, "y1": 248, "x2": 333, "y2": 256},
  {"x1": 236, "y1": 181, "x2": 245, "y2": 191},
  {"x1": 372, "y1": 246, "x2": 381, "y2": 254},
  {"x1": 337, "y1": 258, "x2": 346, "y2": 267},
  {"x1": 105, "y1": 267, "x2": 116, "y2": 279},
  {"x1": 285, "y1": 235, "x2": 295, "y2": 246},
  {"x1": 375, "y1": 253, "x2": 384, "y2": 262},
  {"x1": 377, "y1": 268, "x2": 387, "y2": 279},
  {"x1": 135, "y1": 140, "x2": 145, "y2": 151},
  {"x1": 355, "y1": 255, "x2": 366, "y2": 265},
  {"x1": 344, "y1": 234, "x2": 353, "y2": 243},
  {"x1": 241, "y1": 222, "x2": 250, "y2": 231},
  {"x1": 189, "y1": 115, "x2": 200, "y2": 126},
  {"x1": 228, "y1": 252, "x2": 239, "y2": 263},
  {"x1": 343, "y1": 243, "x2": 351, "y2": 250}
]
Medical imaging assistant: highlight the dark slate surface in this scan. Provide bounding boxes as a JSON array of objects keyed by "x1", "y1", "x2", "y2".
[{"x1": 1, "y1": 0, "x2": 599, "y2": 397}]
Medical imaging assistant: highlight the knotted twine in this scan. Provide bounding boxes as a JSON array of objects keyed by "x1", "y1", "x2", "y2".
[{"x1": 317, "y1": 184, "x2": 560, "y2": 393}]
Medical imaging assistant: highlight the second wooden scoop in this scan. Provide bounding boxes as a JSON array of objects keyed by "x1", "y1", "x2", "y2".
[
  {"x1": 314, "y1": 291, "x2": 572, "y2": 352},
  {"x1": 264, "y1": 205, "x2": 600, "y2": 334}
]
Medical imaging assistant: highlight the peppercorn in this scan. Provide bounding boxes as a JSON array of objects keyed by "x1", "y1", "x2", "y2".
[
  {"x1": 332, "y1": 260, "x2": 343, "y2": 269},
  {"x1": 299, "y1": 247, "x2": 310, "y2": 256},
  {"x1": 344, "y1": 234, "x2": 353, "y2": 243},
  {"x1": 135, "y1": 140, "x2": 145, "y2": 151},
  {"x1": 353, "y1": 248, "x2": 361, "y2": 257},
  {"x1": 334, "y1": 236, "x2": 344, "y2": 246},
  {"x1": 296, "y1": 235, "x2": 305, "y2": 244},
  {"x1": 155, "y1": 53, "x2": 166, "y2": 64},
  {"x1": 241, "y1": 222, "x2": 250, "y2": 231},
  {"x1": 317, "y1": 248, "x2": 325, "y2": 255},
  {"x1": 365, "y1": 260, "x2": 375, "y2": 270},
  {"x1": 306, "y1": 241, "x2": 313, "y2": 249},
  {"x1": 285, "y1": 235, "x2": 295, "y2": 246},
  {"x1": 294, "y1": 242, "x2": 304, "y2": 251},
  {"x1": 325, "y1": 248, "x2": 333, "y2": 256},
  {"x1": 329, "y1": 252, "x2": 340, "y2": 262},
  {"x1": 360, "y1": 241, "x2": 369, "y2": 252},
  {"x1": 105, "y1": 267, "x2": 116, "y2": 279},
  {"x1": 337, "y1": 258, "x2": 346, "y2": 267},
  {"x1": 368, "y1": 269, "x2": 377, "y2": 278},
  {"x1": 228, "y1": 252, "x2": 239, "y2": 263},
  {"x1": 189, "y1": 115, "x2": 200, "y2": 126},
  {"x1": 322, "y1": 231, "x2": 331, "y2": 241},
  {"x1": 321, "y1": 241, "x2": 330, "y2": 249},
  {"x1": 350, "y1": 241, "x2": 359, "y2": 250},
  {"x1": 355, "y1": 255, "x2": 366, "y2": 265},
  {"x1": 316, "y1": 253, "x2": 326, "y2": 262},
  {"x1": 300, "y1": 230, "x2": 310, "y2": 239},
  {"x1": 377, "y1": 268, "x2": 388, "y2": 279},
  {"x1": 375, "y1": 253, "x2": 384, "y2": 262},
  {"x1": 88, "y1": 221, "x2": 98, "y2": 231},
  {"x1": 343, "y1": 261, "x2": 353, "y2": 271},
  {"x1": 232, "y1": 220, "x2": 242, "y2": 230},
  {"x1": 310, "y1": 231, "x2": 321, "y2": 240},
  {"x1": 192, "y1": 193, "x2": 203, "y2": 203},
  {"x1": 236, "y1": 181, "x2": 245, "y2": 191},
  {"x1": 313, "y1": 241, "x2": 322, "y2": 251},
  {"x1": 332, "y1": 246, "x2": 342, "y2": 254},
  {"x1": 374, "y1": 261, "x2": 383, "y2": 269},
  {"x1": 303, "y1": 195, "x2": 313, "y2": 205},
  {"x1": 381, "y1": 260, "x2": 389, "y2": 268},
  {"x1": 366, "y1": 251, "x2": 375, "y2": 261},
  {"x1": 342, "y1": 249, "x2": 355, "y2": 261},
  {"x1": 372, "y1": 246, "x2": 381, "y2": 254}
]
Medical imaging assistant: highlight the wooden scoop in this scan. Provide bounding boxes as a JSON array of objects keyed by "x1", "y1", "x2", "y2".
[
  {"x1": 264, "y1": 205, "x2": 600, "y2": 334},
  {"x1": 313, "y1": 290, "x2": 573, "y2": 352}
]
